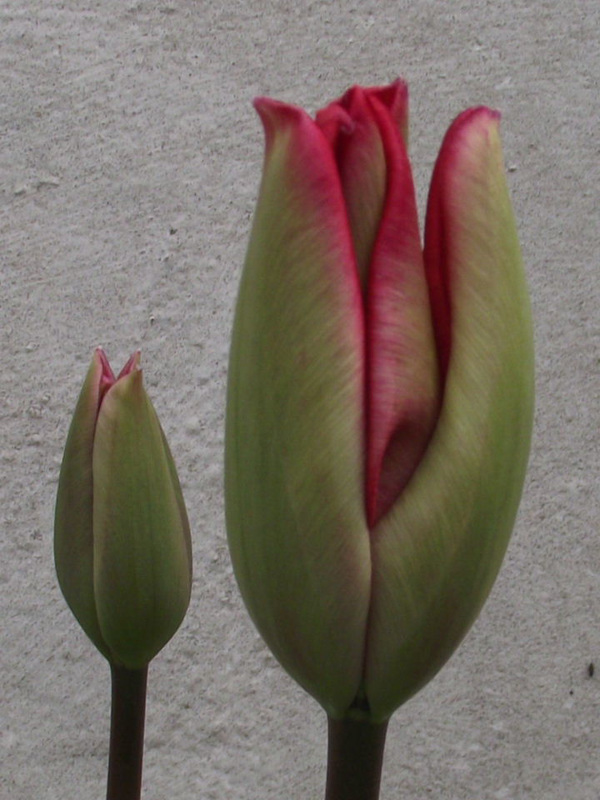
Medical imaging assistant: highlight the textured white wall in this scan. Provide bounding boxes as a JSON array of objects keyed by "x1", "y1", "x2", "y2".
[{"x1": 1, "y1": 1, "x2": 598, "y2": 798}]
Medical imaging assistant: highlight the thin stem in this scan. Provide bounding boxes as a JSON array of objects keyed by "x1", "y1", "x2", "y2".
[
  {"x1": 106, "y1": 664, "x2": 148, "y2": 800},
  {"x1": 325, "y1": 715, "x2": 388, "y2": 800}
]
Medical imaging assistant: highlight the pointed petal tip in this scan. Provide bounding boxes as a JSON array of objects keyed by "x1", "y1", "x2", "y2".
[
  {"x1": 94, "y1": 346, "x2": 113, "y2": 373},
  {"x1": 253, "y1": 95, "x2": 280, "y2": 119},
  {"x1": 93, "y1": 347, "x2": 141, "y2": 378},
  {"x1": 456, "y1": 105, "x2": 500, "y2": 122},
  {"x1": 370, "y1": 78, "x2": 409, "y2": 106},
  {"x1": 328, "y1": 79, "x2": 409, "y2": 142},
  {"x1": 367, "y1": 79, "x2": 410, "y2": 143},
  {"x1": 253, "y1": 96, "x2": 319, "y2": 154},
  {"x1": 253, "y1": 95, "x2": 303, "y2": 125},
  {"x1": 447, "y1": 106, "x2": 502, "y2": 143},
  {"x1": 118, "y1": 349, "x2": 141, "y2": 379},
  {"x1": 343, "y1": 78, "x2": 408, "y2": 103}
]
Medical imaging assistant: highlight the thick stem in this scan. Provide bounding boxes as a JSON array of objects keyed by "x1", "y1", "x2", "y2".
[
  {"x1": 325, "y1": 715, "x2": 389, "y2": 800},
  {"x1": 106, "y1": 664, "x2": 148, "y2": 800}
]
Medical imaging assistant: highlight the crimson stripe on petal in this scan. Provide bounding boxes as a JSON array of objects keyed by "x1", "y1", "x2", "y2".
[
  {"x1": 424, "y1": 107, "x2": 499, "y2": 379},
  {"x1": 316, "y1": 87, "x2": 387, "y2": 292},
  {"x1": 365, "y1": 93, "x2": 441, "y2": 529}
]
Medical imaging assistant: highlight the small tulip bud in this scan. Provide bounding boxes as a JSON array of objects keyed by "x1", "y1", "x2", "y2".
[{"x1": 55, "y1": 349, "x2": 192, "y2": 669}]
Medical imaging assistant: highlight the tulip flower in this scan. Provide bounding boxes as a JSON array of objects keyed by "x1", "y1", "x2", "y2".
[
  {"x1": 55, "y1": 348, "x2": 192, "y2": 667},
  {"x1": 225, "y1": 77, "x2": 533, "y2": 771},
  {"x1": 54, "y1": 348, "x2": 192, "y2": 800}
]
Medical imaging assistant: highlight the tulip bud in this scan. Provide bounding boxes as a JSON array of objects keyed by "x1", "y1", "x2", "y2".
[
  {"x1": 55, "y1": 349, "x2": 192, "y2": 669},
  {"x1": 225, "y1": 81, "x2": 533, "y2": 722}
]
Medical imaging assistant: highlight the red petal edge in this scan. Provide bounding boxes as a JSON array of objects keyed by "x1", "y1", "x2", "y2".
[
  {"x1": 424, "y1": 107, "x2": 501, "y2": 380},
  {"x1": 364, "y1": 93, "x2": 440, "y2": 529}
]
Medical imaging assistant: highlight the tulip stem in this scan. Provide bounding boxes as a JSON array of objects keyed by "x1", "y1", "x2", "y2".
[
  {"x1": 325, "y1": 715, "x2": 388, "y2": 800},
  {"x1": 106, "y1": 664, "x2": 148, "y2": 800}
]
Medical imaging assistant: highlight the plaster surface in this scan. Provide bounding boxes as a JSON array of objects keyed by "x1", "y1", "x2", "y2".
[{"x1": 1, "y1": 1, "x2": 598, "y2": 798}]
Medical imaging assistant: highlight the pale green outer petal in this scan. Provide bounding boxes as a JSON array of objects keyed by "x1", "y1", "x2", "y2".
[
  {"x1": 225, "y1": 107, "x2": 371, "y2": 717},
  {"x1": 54, "y1": 352, "x2": 110, "y2": 658},
  {"x1": 92, "y1": 370, "x2": 192, "y2": 668},
  {"x1": 365, "y1": 118, "x2": 534, "y2": 721}
]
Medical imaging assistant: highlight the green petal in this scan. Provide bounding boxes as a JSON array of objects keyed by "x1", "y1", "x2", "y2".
[
  {"x1": 54, "y1": 350, "x2": 110, "y2": 658},
  {"x1": 225, "y1": 98, "x2": 371, "y2": 716},
  {"x1": 92, "y1": 369, "x2": 192, "y2": 668},
  {"x1": 364, "y1": 110, "x2": 534, "y2": 720}
]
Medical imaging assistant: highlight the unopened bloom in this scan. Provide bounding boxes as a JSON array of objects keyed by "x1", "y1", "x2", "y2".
[
  {"x1": 55, "y1": 348, "x2": 192, "y2": 669},
  {"x1": 225, "y1": 80, "x2": 533, "y2": 722}
]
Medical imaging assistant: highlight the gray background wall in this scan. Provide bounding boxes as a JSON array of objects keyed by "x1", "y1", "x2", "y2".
[{"x1": 2, "y1": 1, "x2": 598, "y2": 798}]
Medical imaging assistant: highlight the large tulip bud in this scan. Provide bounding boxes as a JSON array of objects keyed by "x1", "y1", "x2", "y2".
[{"x1": 225, "y1": 81, "x2": 533, "y2": 722}]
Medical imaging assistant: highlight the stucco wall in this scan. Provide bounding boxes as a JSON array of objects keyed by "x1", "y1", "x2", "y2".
[{"x1": 2, "y1": 1, "x2": 598, "y2": 798}]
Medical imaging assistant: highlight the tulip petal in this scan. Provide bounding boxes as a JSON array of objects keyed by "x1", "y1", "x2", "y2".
[
  {"x1": 366, "y1": 80, "x2": 410, "y2": 146},
  {"x1": 92, "y1": 368, "x2": 192, "y2": 668},
  {"x1": 315, "y1": 81, "x2": 409, "y2": 293},
  {"x1": 225, "y1": 98, "x2": 371, "y2": 716},
  {"x1": 364, "y1": 108, "x2": 534, "y2": 720},
  {"x1": 364, "y1": 93, "x2": 440, "y2": 528},
  {"x1": 317, "y1": 87, "x2": 387, "y2": 290},
  {"x1": 54, "y1": 349, "x2": 110, "y2": 658},
  {"x1": 317, "y1": 82, "x2": 440, "y2": 529}
]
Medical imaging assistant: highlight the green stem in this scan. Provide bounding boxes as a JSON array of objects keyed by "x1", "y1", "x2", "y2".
[
  {"x1": 325, "y1": 716, "x2": 388, "y2": 800},
  {"x1": 106, "y1": 664, "x2": 148, "y2": 800}
]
